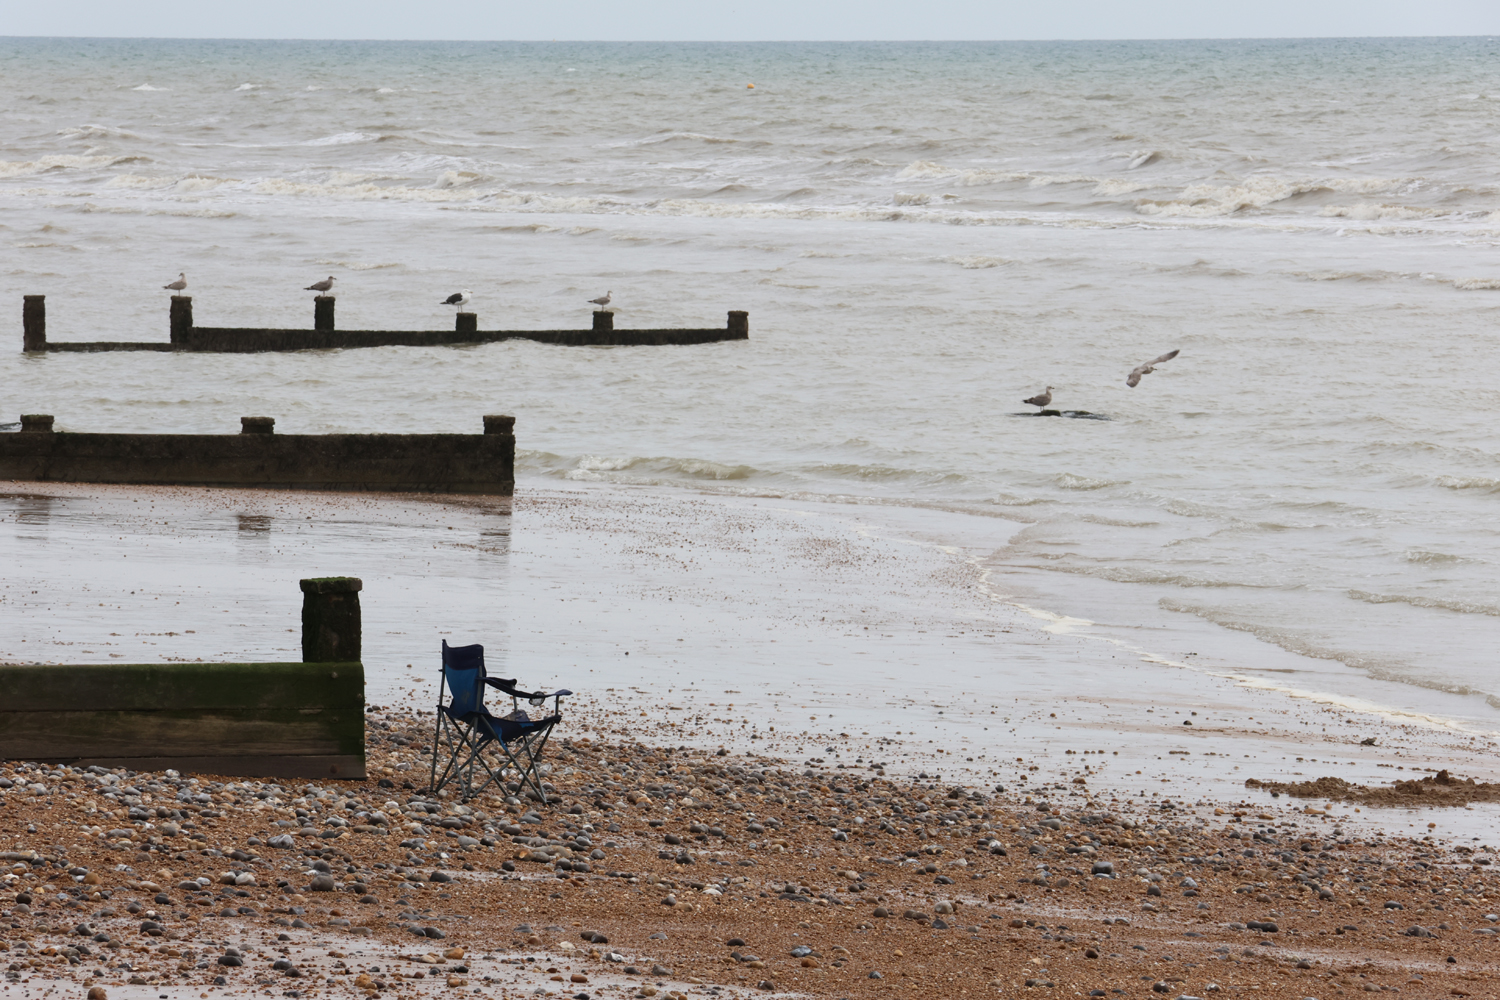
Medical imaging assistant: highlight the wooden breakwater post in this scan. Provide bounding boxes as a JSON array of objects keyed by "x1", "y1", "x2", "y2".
[
  {"x1": 22, "y1": 295, "x2": 45, "y2": 352},
  {"x1": 23, "y1": 291, "x2": 748, "y2": 351},
  {"x1": 169, "y1": 295, "x2": 193, "y2": 344},
  {"x1": 302, "y1": 577, "x2": 362, "y2": 664},
  {"x1": 0, "y1": 413, "x2": 516, "y2": 493},
  {"x1": 0, "y1": 577, "x2": 366, "y2": 779}
]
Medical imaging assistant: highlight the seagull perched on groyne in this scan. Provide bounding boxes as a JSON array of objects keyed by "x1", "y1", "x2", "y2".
[
  {"x1": 163, "y1": 272, "x2": 187, "y2": 292},
  {"x1": 304, "y1": 276, "x2": 336, "y2": 294},
  {"x1": 442, "y1": 289, "x2": 472, "y2": 308},
  {"x1": 588, "y1": 291, "x2": 612, "y2": 308},
  {"x1": 1126, "y1": 349, "x2": 1179, "y2": 387},
  {"x1": 1022, "y1": 386, "x2": 1054, "y2": 412}
]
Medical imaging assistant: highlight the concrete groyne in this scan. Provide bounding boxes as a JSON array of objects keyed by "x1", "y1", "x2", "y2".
[
  {"x1": 22, "y1": 295, "x2": 748, "y2": 353},
  {"x1": 0, "y1": 414, "x2": 515, "y2": 494},
  {"x1": 0, "y1": 578, "x2": 366, "y2": 779}
]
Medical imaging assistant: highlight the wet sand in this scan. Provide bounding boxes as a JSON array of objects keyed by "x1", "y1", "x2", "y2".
[{"x1": 4, "y1": 479, "x2": 1500, "y2": 843}]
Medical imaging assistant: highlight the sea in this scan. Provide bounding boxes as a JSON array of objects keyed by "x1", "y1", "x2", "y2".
[{"x1": 4, "y1": 37, "x2": 1500, "y2": 733}]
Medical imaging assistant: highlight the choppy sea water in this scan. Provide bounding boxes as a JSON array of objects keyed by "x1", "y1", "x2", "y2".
[{"x1": 3, "y1": 38, "x2": 1500, "y2": 729}]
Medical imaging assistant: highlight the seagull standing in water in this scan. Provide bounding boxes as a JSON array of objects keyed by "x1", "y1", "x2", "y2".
[
  {"x1": 1022, "y1": 386, "x2": 1054, "y2": 412},
  {"x1": 588, "y1": 291, "x2": 612, "y2": 308},
  {"x1": 304, "y1": 276, "x2": 336, "y2": 294},
  {"x1": 1126, "y1": 349, "x2": 1179, "y2": 387},
  {"x1": 163, "y1": 272, "x2": 187, "y2": 292},
  {"x1": 442, "y1": 289, "x2": 472, "y2": 308}
]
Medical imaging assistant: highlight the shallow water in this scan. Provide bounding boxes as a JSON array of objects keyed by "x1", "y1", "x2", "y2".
[{"x1": 3, "y1": 38, "x2": 1500, "y2": 730}]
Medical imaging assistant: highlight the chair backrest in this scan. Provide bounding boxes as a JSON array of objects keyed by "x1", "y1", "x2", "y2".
[{"x1": 440, "y1": 640, "x2": 486, "y2": 717}]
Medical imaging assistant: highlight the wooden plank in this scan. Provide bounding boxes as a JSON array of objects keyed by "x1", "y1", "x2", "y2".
[
  {"x1": 0, "y1": 708, "x2": 363, "y2": 759},
  {"x1": 49, "y1": 755, "x2": 366, "y2": 780},
  {"x1": 0, "y1": 662, "x2": 362, "y2": 712}
]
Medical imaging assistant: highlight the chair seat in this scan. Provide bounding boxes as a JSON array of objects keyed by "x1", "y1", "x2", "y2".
[{"x1": 459, "y1": 708, "x2": 561, "y2": 743}]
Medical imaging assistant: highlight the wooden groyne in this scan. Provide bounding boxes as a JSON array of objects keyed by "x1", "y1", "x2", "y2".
[
  {"x1": 21, "y1": 294, "x2": 749, "y2": 353},
  {"x1": 0, "y1": 414, "x2": 515, "y2": 494},
  {"x1": 0, "y1": 577, "x2": 366, "y2": 779}
]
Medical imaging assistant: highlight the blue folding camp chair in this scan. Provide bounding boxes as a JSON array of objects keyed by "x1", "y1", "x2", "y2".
[{"x1": 429, "y1": 640, "x2": 572, "y2": 803}]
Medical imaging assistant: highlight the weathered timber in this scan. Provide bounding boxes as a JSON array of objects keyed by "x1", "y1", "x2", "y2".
[
  {"x1": 24, "y1": 294, "x2": 749, "y2": 352},
  {"x1": 169, "y1": 294, "x2": 193, "y2": 343},
  {"x1": 0, "y1": 414, "x2": 515, "y2": 494},
  {"x1": 314, "y1": 294, "x2": 335, "y2": 331},
  {"x1": 22, "y1": 295, "x2": 44, "y2": 352},
  {"x1": 168, "y1": 318, "x2": 743, "y2": 351},
  {"x1": 302, "y1": 577, "x2": 362, "y2": 664},
  {"x1": 0, "y1": 661, "x2": 365, "y2": 778}
]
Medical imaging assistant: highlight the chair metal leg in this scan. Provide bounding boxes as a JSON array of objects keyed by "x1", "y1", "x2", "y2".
[{"x1": 429, "y1": 708, "x2": 444, "y2": 793}]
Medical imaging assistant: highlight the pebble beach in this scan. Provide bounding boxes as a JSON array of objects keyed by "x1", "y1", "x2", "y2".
[{"x1": 5, "y1": 719, "x2": 1500, "y2": 1000}]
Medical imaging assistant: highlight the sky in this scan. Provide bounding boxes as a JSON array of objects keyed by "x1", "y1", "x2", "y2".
[{"x1": 4, "y1": 0, "x2": 1500, "y2": 41}]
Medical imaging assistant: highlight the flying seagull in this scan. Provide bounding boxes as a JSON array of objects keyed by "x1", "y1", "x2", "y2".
[
  {"x1": 442, "y1": 289, "x2": 472, "y2": 308},
  {"x1": 588, "y1": 291, "x2": 612, "y2": 308},
  {"x1": 1022, "y1": 386, "x2": 1054, "y2": 412},
  {"x1": 304, "y1": 276, "x2": 336, "y2": 294},
  {"x1": 1126, "y1": 349, "x2": 1180, "y2": 387},
  {"x1": 163, "y1": 272, "x2": 187, "y2": 292}
]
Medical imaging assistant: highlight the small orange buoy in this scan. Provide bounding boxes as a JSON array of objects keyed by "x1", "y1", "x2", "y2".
[{"x1": 747, "y1": 83, "x2": 755, "y2": 89}]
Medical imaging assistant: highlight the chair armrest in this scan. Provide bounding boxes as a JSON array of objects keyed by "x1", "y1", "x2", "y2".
[{"x1": 486, "y1": 677, "x2": 573, "y2": 700}]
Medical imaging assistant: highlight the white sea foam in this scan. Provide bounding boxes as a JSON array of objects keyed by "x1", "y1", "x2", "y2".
[
  {"x1": 0, "y1": 154, "x2": 129, "y2": 178},
  {"x1": 302, "y1": 132, "x2": 379, "y2": 146},
  {"x1": 941, "y1": 255, "x2": 1012, "y2": 269}
]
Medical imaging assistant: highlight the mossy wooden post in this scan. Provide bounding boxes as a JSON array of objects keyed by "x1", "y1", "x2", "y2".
[
  {"x1": 592, "y1": 310, "x2": 613, "y2": 333},
  {"x1": 456, "y1": 312, "x2": 477, "y2": 335},
  {"x1": 727, "y1": 310, "x2": 748, "y2": 339},
  {"x1": 22, "y1": 295, "x2": 45, "y2": 352},
  {"x1": 20, "y1": 414, "x2": 54, "y2": 432},
  {"x1": 302, "y1": 577, "x2": 361, "y2": 663},
  {"x1": 314, "y1": 295, "x2": 335, "y2": 331},
  {"x1": 169, "y1": 295, "x2": 193, "y2": 344}
]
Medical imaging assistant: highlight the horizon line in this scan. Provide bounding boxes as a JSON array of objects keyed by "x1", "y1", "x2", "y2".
[{"x1": 3, "y1": 33, "x2": 1498, "y2": 43}]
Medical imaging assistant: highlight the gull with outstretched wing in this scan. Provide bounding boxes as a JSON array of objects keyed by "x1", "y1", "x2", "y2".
[{"x1": 1126, "y1": 349, "x2": 1179, "y2": 387}]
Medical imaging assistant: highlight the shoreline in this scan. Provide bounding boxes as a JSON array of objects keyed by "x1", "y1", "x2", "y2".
[{"x1": 3, "y1": 478, "x2": 1500, "y2": 846}]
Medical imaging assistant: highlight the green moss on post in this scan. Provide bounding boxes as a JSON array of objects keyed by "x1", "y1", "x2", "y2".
[{"x1": 301, "y1": 577, "x2": 362, "y2": 663}]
